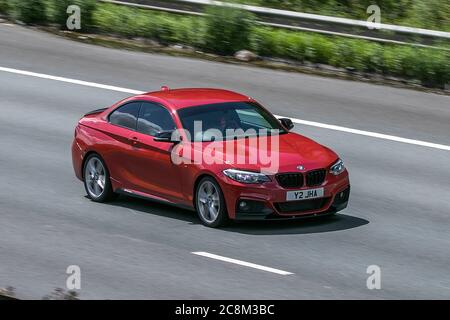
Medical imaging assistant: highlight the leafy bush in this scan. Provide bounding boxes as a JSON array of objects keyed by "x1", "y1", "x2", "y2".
[
  {"x1": 0, "y1": 0, "x2": 10, "y2": 14},
  {"x1": 93, "y1": 4, "x2": 146, "y2": 37},
  {"x1": 203, "y1": 6, "x2": 255, "y2": 55},
  {"x1": 308, "y1": 35, "x2": 335, "y2": 64},
  {"x1": 92, "y1": 4, "x2": 205, "y2": 46},
  {"x1": 251, "y1": 28, "x2": 280, "y2": 57},
  {"x1": 9, "y1": 0, "x2": 47, "y2": 24},
  {"x1": 4, "y1": 1, "x2": 448, "y2": 88},
  {"x1": 406, "y1": 0, "x2": 450, "y2": 32},
  {"x1": 232, "y1": 0, "x2": 445, "y2": 31},
  {"x1": 360, "y1": 43, "x2": 384, "y2": 73},
  {"x1": 413, "y1": 50, "x2": 450, "y2": 88},
  {"x1": 251, "y1": 26, "x2": 449, "y2": 87},
  {"x1": 329, "y1": 39, "x2": 366, "y2": 71},
  {"x1": 251, "y1": 28, "x2": 310, "y2": 62},
  {"x1": 47, "y1": 0, "x2": 96, "y2": 31}
]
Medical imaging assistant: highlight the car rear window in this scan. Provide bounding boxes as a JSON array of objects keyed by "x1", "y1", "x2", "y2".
[{"x1": 109, "y1": 102, "x2": 141, "y2": 130}]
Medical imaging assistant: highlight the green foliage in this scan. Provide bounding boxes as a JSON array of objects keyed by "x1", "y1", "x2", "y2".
[
  {"x1": 251, "y1": 26, "x2": 449, "y2": 87},
  {"x1": 94, "y1": 4, "x2": 253, "y2": 52},
  {"x1": 406, "y1": 0, "x2": 450, "y2": 32},
  {"x1": 251, "y1": 29, "x2": 311, "y2": 62},
  {"x1": 0, "y1": 0, "x2": 10, "y2": 14},
  {"x1": 47, "y1": 0, "x2": 97, "y2": 31},
  {"x1": 232, "y1": 0, "x2": 448, "y2": 31},
  {"x1": 4, "y1": 1, "x2": 449, "y2": 88},
  {"x1": 9, "y1": 0, "x2": 47, "y2": 24},
  {"x1": 92, "y1": 4, "x2": 205, "y2": 46},
  {"x1": 308, "y1": 35, "x2": 335, "y2": 64},
  {"x1": 413, "y1": 49, "x2": 450, "y2": 88},
  {"x1": 203, "y1": 6, "x2": 255, "y2": 55}
]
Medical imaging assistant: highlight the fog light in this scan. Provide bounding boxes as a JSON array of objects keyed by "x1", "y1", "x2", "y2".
[
  {"x1": 239, "y1": 201, "x2": 249, "y2": 211},
  {"x1": 236, "y1": 199, "x2": 273, "y2": 215}
]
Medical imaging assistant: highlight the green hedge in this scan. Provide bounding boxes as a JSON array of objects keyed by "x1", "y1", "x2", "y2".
[
  {"x1": 92, "y1": 3, "x2": 205, "y2": 46},
  {"x1": 203, "y1": 6, "x2": 255, "y2": 55},
  {"x1": 2, "y1": 1, "x2": 448, "y2": 88},
  {"x1": 232, "y1": 0, "x2": 450, "y2": 31},
  {"x1": 47, "y1": 0, "x2": 97, "y2": 31},
  {"x1": 2, "y1": 0, "x2": 97, "y2": 31},
  {"x1": 0, "y1": 0, "x2": 9, "y2": 14},
  {"x1": 8, "y1": 0, "x2": 47, "y2": 24},
  {"x1": 250, "y1": 27, "x2": 449, "y2": 88}
]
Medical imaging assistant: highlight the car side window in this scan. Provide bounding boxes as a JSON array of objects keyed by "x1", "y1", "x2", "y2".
[
  {"x1": 109, "y1": 102, "x2": 141, "y2": 130},
  {"x1": 137, "y1": 102, "x2": 176, "y2": 136}
]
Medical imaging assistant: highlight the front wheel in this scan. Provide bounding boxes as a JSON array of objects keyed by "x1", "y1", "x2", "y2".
[
  {"x1": 195, "y1": 177, "x2": 229, "y2": 228},
  {"x1": 83, "y1": 154, "x2": 117, "y2": 202}
]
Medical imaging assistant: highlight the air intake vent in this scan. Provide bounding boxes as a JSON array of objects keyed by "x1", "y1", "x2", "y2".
[{"x1": 275, "y1": 198, "x2": 329, "y2": 213}]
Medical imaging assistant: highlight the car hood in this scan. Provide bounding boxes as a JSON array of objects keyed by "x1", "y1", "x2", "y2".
[{"x1": 182, "y1": 132, "x2": 338, "y2": 174}]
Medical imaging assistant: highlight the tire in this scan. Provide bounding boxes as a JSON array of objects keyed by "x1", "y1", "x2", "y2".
[
  {"x1": 195, "y1": 176, "x2": 229, "y2": 228},
  {"x1": 83, "y1": 154, "x2": 117, "y2": 202}
]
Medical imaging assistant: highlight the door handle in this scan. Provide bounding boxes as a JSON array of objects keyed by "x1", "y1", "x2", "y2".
[{"x1": 128, "y1": 136, "x2": 139, "y2": 146}]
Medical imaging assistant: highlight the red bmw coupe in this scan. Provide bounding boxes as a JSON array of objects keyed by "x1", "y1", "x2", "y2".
[{"x1": 72, "y1": 88, "x2": 350, "y2": 227}]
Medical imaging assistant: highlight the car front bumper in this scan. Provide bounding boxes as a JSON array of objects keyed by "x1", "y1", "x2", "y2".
[{"x1": 217, "y1": 170, "x2": 350, "y2": 220}]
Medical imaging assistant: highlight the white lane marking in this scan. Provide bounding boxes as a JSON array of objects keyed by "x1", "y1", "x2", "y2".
[
  {"x1": 1, "y1": 65, "x2": 449, "y2": 152},
  {"x1": 0, "y1": 66, "x2": 143, "y2": 95},
  {"x1": 277, "y1": 116, "x2": 450, "y2": 151},
  {"x1": 192, "y1": 251, "x2": 294, "y2": 275}
]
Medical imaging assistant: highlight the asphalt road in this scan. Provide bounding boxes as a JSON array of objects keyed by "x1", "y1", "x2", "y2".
[{"x1": 0, "y1": 23, "x2": 449, "y2": 299}]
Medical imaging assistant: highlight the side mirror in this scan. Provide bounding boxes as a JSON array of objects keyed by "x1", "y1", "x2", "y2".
[
  {"x1": 153, "y1": 130, "x2": 180, "y2": 143},
  {"x1": 279, "y1": 118, "x2": 294, "y2": 131}
]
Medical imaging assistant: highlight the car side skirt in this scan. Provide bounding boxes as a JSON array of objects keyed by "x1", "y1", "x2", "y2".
[{"x1": 115, "y1": 188, "x2": 196, "y2": 212}]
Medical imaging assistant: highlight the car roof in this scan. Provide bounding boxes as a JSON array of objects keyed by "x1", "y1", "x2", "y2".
[{"x1": 138, "y1": 88, "x2": 252, "y2": 110}]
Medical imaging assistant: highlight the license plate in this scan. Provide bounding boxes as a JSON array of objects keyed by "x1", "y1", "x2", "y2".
[{"x1": 286, "y1": 188, "x2": 324, "y2": 201}]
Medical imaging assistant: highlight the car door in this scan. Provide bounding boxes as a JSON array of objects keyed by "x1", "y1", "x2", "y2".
[
  {"x1": 102, "y1": 101, "x2": 141, "y2": 189},
  {"x1": 126, "y1": 101, "x2": 183, "y2": 201},
  {"x1": 103, "y1": 101, "x2": 143, "y2": 191}
]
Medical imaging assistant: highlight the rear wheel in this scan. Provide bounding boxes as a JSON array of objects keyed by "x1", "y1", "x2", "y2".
[
  {"x1": 83, "y1": 154, "x2": 117, "y2": 202},
  {"x1": 195, "y1": 177, "x2": 229, "y2": 228}
]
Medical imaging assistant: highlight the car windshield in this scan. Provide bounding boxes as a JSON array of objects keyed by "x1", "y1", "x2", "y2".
[{"x1": 177, "y1": 102, "x2": 287, "y2": 142}]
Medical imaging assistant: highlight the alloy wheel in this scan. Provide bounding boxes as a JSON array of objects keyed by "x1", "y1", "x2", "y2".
[
  {"x1": 85, "y1": 157, "x2": 106, "y2": 198},
  {"x1": 197, "y1": 180, "x2": 221, "y2": 223}
]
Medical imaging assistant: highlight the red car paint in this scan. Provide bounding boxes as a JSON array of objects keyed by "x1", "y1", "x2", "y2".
[{"x1": 72, "y1": 88, "x2": 350, "y2": 220}]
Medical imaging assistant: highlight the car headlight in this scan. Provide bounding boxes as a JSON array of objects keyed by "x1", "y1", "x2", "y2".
[
  {"x1": 330, "y1": 159, "x2": 345, "y2": 176},
  {"x1": 223, "y1": 169, "x2": 270, "y2": 184}
]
